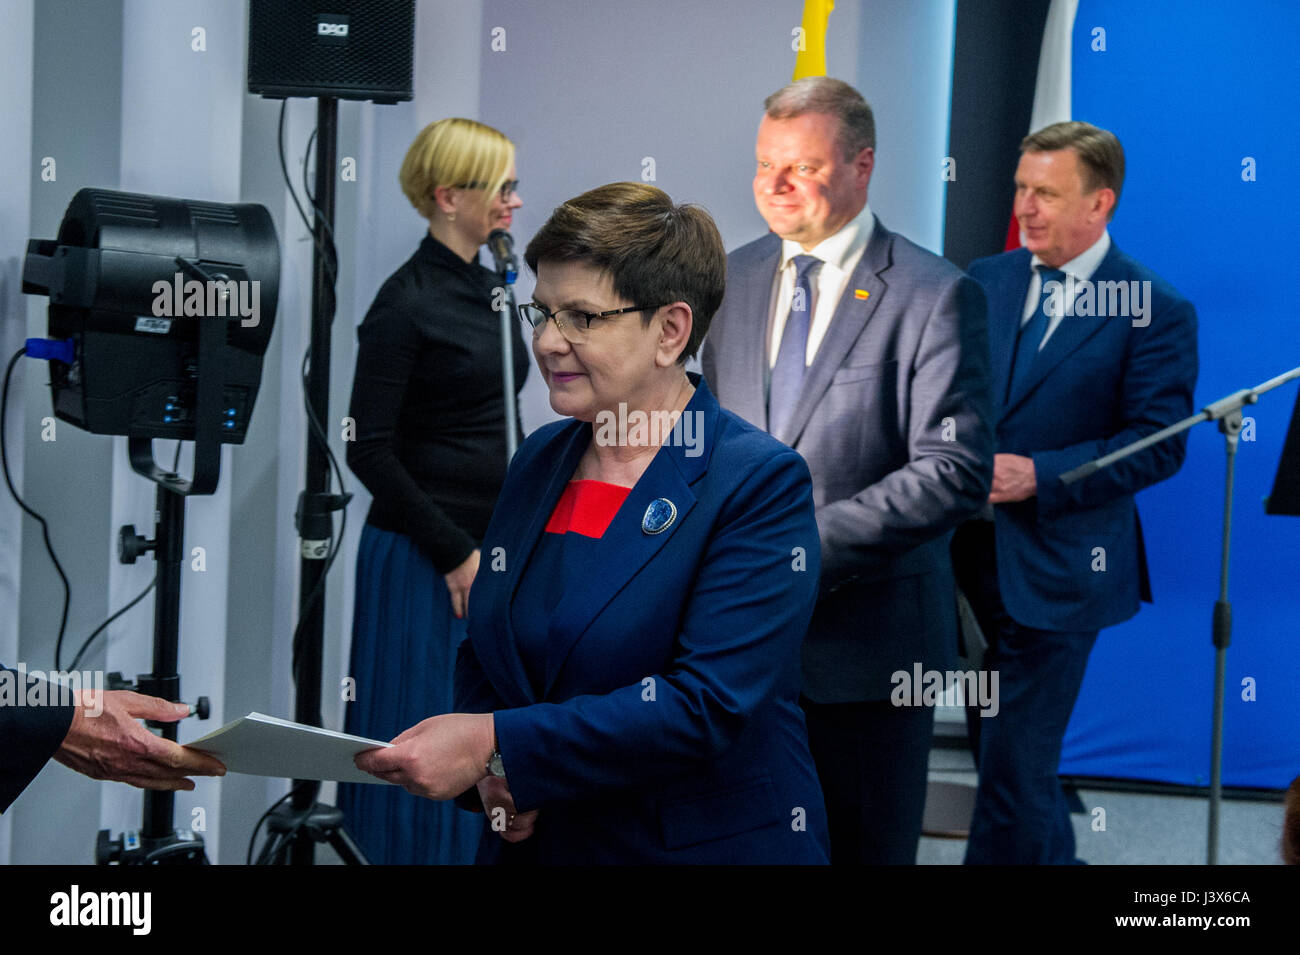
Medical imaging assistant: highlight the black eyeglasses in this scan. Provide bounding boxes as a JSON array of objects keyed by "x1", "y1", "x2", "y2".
[
  {"x1": 518, "y1": 302, "x2": 666, "y2": 344},
  {"x1": 451, "y1": 179, "x2": 519, "y2": 201}
]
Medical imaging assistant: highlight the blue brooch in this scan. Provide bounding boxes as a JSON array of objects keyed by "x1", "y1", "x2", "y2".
[{"x1": 641, "y1": 498, "x2": 677, "y2": 535}]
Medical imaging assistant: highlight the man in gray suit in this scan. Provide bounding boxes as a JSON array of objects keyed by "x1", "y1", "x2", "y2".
[{"x1": 701, "y1": 77, "x2": 993, "y2": 863}]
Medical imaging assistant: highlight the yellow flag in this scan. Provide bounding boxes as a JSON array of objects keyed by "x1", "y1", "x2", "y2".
[{"x1": 792, "y1": 0, "x2": 835, "y2": 80}]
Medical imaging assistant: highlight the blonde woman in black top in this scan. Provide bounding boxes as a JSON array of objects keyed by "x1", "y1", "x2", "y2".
[{"x1": 339, "y1": 118, "x2": 528, "y2": 865}]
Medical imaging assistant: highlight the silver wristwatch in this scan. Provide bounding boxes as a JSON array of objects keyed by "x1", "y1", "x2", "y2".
[{"x1": 485, "y1": 750, "x2": 506, "y2": 778}]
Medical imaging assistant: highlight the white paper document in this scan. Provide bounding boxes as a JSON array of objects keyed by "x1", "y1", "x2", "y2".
[{"x1": 185, "y1": 712, "x2": 393, "y2": 785}]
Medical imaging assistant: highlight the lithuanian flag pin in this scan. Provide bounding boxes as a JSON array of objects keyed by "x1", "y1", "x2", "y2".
[{"x1": 854, "y1": 289, "x2": 870, "y2": 300}]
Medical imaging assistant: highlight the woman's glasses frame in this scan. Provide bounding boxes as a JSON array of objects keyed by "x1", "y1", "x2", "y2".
[
  {"x1": 518, "y1": 302, "x2": 666, "y2": 344},
  {"x1": 450, "y1": 179, "x2": 520, "y2": 202}
]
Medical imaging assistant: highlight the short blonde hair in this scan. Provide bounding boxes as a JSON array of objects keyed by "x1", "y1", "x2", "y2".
[{"x1": 399, "y1": 117, "x2": 514, "y2": 219}]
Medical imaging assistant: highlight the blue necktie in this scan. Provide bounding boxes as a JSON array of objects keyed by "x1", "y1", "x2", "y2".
[
  {"x1": 1007, "y1": 265, "x2": 1066, "y2": 401},
  {"x1": 768, "y1": 254, "x2": 822, "y2": 437}
]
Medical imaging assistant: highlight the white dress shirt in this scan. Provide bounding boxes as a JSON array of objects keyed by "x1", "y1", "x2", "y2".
[
  {"x1": 767, "y1": 206, "x2": 875, "y2": 367},
  {"x1": 1022, "y1": 230, "x2": 1111, "y2": 349}
]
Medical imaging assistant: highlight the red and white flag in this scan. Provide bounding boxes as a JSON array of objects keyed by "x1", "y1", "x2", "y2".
[{"x1": 1005, "y1": 0, "x2": 1080, "y2": 249}]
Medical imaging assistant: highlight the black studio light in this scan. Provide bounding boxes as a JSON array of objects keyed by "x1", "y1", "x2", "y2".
[
  {"x1": 22, "y1": 187, "x2": 279, "y2": 494},
  {"x1": 16, "y1": 187, "x2": 279, "y2": 864}
]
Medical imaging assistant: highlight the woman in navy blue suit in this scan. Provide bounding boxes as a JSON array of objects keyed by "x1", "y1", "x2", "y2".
[{"x1": 357, "y1": 183, "x2": 829, "y2": 864}]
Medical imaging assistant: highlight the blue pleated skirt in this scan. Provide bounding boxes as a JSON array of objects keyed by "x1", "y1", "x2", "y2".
[{"x1": 337, "y1": 523, "x2": 484, "y2": 864}]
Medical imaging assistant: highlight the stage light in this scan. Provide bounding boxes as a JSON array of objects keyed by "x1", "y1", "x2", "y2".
[{"x1": 22, "y1": 187, "x2": 279, "y2": 493}]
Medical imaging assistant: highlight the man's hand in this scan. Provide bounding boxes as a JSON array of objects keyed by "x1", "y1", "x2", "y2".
[
  {"x1": 477, "y1": 775, "x2": 539, "y2": 843},
  {"x1": 53, "y1": 690, "x2": 226, "y2": 791},
  {"x1": 355, "y1": 712, "x2": 495, "y2": 801},
  {"x1": 445, "y1": 549, "x2": 480, "y2": 619},
  {"x1": 989, "y1": 453, "x2": 1037, "y2": 504}
]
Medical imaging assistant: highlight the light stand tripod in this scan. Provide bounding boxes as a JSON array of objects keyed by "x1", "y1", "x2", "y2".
[
  {"x1": 98, "y1": 263, "x2": 254, "y2": 864},
  {"x1": 99, "y1": 480, "x2": 209, "y2": 864},
  {"x1": 22, "y1": 188, "x2": 280, "y2": 865}
]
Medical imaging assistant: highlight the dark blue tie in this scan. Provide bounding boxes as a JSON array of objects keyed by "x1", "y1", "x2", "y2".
[
  {"x1": 768, "y1": 254, "x2": 822, "y2": 437},
  {"x1": 1007, "y1": 265, "x2": 1066, "y2": 401}
]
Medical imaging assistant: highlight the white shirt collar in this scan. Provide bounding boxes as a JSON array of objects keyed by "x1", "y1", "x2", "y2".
[
  {"x1": 1030, "y1": 229, "x2": 1111, "y2": 282},
  {"x1": 779, "y1": 205, "x2": 874, "y2": 273}
]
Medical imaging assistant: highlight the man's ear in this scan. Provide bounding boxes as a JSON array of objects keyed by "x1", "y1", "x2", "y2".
[
  {"x1": 854, "y1": 146, "x2": 875, "y2": 189},
  {"x1": 656, "y1": 303, "x2": 694, "y2": 367},
  {"x1": 1091, "y1": 186, "x2": 1116, "y2": 223}
]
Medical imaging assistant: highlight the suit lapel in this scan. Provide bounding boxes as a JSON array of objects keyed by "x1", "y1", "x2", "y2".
[
  {"x1": 542, "y1": 455, "x2": 697, "y2": 697},
  {"x1": 732, "y1": 237, "x2": 781, "y2": 430},
  {"x1": 1002, "y1": 243, "x2": 1122, "y2": 416},
  {"x1": 484, "y1": 422, "x2": 590, "y2": 706},
  {"x1": 541, "y1": 377, "x2": 716, "y2": 697},
  {"x1": 776, "y1": 218, "x2": 890, "y2": 447},
  {"x1": 987, "y1": 252, "x2": 1032, "y2": 420}
]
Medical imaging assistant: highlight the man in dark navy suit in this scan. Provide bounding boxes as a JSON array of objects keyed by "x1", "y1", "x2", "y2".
[{"x1": 953, "y1": 121, "x2": 1198, "y2": 864}]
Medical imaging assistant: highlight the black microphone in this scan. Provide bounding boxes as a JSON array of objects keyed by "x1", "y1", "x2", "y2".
[{"x1": 487, "y1": 229, "x2": 518, "y2": 285}]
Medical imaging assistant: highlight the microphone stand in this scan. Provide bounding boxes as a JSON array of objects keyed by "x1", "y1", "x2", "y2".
[
  {"x1": 1060, "y1": 363, "x2": 1300, "y2": 865},
  {"x1": 488, "y1": 229, "x2": 519, "y2": 461}
]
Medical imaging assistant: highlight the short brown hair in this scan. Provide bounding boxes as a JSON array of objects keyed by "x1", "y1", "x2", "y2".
[
  {"x1": 764, "y1": 77, "x2": 876, "y2": 160},
  {"x1": 1022, "y1": 120, "x2": 1125, "y2": 219},
  {"x1": 524, "y1": 182, "x2": 725, "y2": 364}
]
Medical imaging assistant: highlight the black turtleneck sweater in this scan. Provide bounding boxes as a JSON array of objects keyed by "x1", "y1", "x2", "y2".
[{"x1": 346, "y1": 233, "x2": 530, "y2": 573}]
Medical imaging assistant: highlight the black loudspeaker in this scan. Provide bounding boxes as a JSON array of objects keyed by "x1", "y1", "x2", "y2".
[{"x1": 247, "y1": 0, "x2": 415, "y2": 103}]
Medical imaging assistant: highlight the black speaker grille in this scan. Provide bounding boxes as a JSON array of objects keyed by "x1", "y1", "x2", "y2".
[{"x1": 247, "y1": 0, "x2": 415, "y2": 102}]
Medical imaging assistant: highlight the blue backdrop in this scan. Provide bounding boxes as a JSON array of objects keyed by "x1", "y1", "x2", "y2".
[{"x1": 1061, "y1": 0, "x2": 1300, "y2": 789}]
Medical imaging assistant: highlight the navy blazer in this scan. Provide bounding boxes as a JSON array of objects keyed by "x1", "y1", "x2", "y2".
[
  {"x1": 969, "y1": 242, "x2": 1199, "y2": 632},
  {"x1": 702, "y1": 221, "x2": 994, "y2": 702},
  {"x1": 453, "y1": 376, "x2": 830, "y2": 864},
  {"x1": 1, "y1": 664, "x2": 75, "y2": 813}
]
